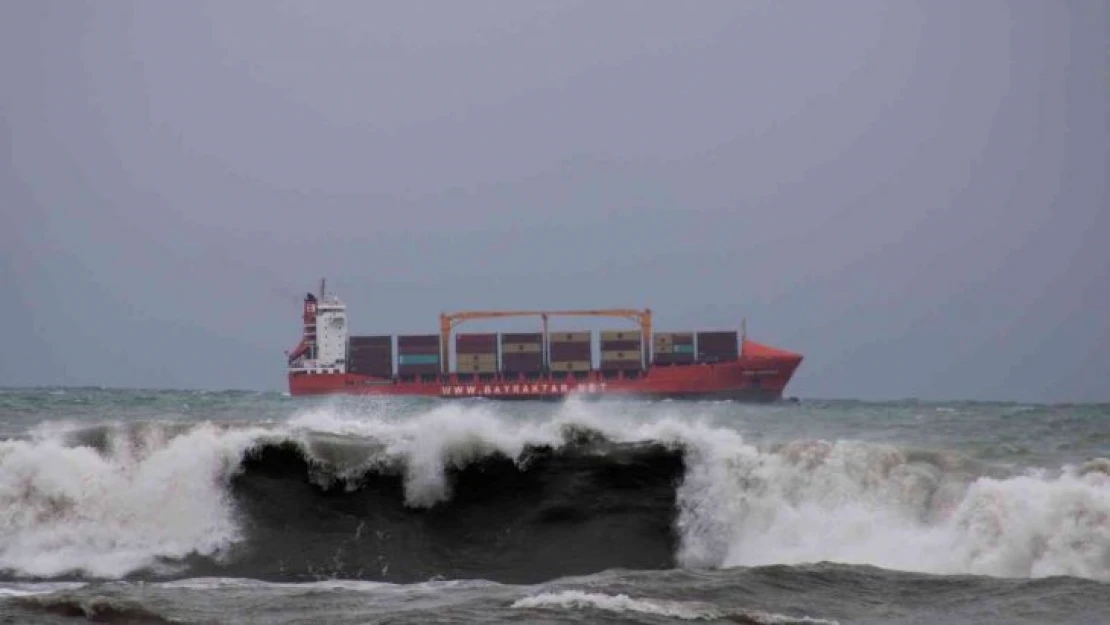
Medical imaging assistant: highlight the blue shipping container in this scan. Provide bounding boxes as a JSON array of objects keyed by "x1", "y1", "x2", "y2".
[{"x1": 399, "y1": 354, "x2": 440, "y2": 365}]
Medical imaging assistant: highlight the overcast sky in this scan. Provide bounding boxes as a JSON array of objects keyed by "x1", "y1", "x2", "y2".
[{"x1": 2, "y1": 1, "x2": 1106, "y2": 402}]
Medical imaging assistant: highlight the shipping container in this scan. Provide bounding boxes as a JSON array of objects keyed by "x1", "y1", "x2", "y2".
[
  {"x1": 456, "y1": 333, "x2": 498, "y2": 353},
  {"x1": 457, "y1": 351, "x2": 497, "y2": 360},
  {"x1": 348, "y1": 368, "x2": 392, "y2": 377},
  {"x1": 695, "y1": 331, "x2": 737, "y2": 345},
  {"x1": 456, "y1": 332, "x2": 497, "y2": 343},
  {"x1": 398, "y1": 353, "x2": 440, "y2": 366},
  {"x1": 348, "y1": 350, "x2": 392, "y2": 363},
  {"x1": 395, "y1": 364, "x2": 437, "y2": 375},
  {"x1": 501, "y1": 368, "x2": 543, "y2": 376},
  {"x1": 348, "y1": 368, "x2": 392, "y2": 378},
  {"x1": 600, "y1": 350, "x2": 642, "y2": 362},
  {"x1": 398, "y1": 334, "x2": 441, "y2": 347},
  {"x1": 696, "y1": 344, "x2": 738, "y2": 353},
  {"x1": 349, "y1": 351, "x2": 392, "y2": 361},
  {"x1": 456, "y1": 344, "x2": 498, "y2": 354},
  {"x1": 696, "y1": 346, "x2": 739, "y2": 362},
  {"x1": 348, "y1": 349, "x2": 392, "y2": 361},
  {"x1": 459, "y1": 351, "x2": 497, "y2": 360},
  {"x1": 697, "y1": 343, "x2": 739, "y2": 354},
  {"x1": 652, "y1": 353, "x2": 695, "y2": 366},
  {"x1": 501, "y1": 351, "x2": 543, "y2": 363},
  {"x1": 502, "y1": 332, "x2": 543, "y2": 343},
  {"x1": 457, "y1": 362, "x2": 498, "y2": 373},
  {"x1": 600, "y1": 330, "x2": 642, "y2": 342},
  {"x1": 699, "y1": 343, "x2": 740, "y2": 354},
  {"x1": 348, "y1": 356, "x2": 392, "y2": 370},
  {"x1": 696, "y1": 341, "x2": 739, "y2": 355},
  {"x1": 350, "y1": 335, "x2": 392, "y2": 347},
  {"x1": 696, "y1": 354, "x2": 738, "y2": 364},
  {"x1": 550, "y1": 331, "x2": 590, "y2": 343},
  {"x1": 348, "y1": 360, "x2": 391, "y2": 369},
  {"x1": 349, "y1": 344, "x2": 391, "y2": 354},
  {"x1": 395, "y1": 344, "x2": 440, "y2": 355},
  {"x1": 349, "y1": 342, "x2": 391, "y2": 352},
  {"x1": 549, "y1": 339, "x2": 592, "y2": 351},
  {"x1": 349, "y1": 363, "x2": 393, "y2": 374},
  {"x1": 501, "y1": 342, "x2": 542, "y2": 353},
  {"x1": 696, "y1": 344, "x2": 738, "y2": 360},
  {"x1": 653, "y1": 343, "x2": 673, "y2": 354},
  {"x1": 599, "y1": 359, "x2": 643, "y2": 371},
  {"x1": 550, "y1": 360, "x2": 590, "y2": 372},
  {"x1": 549, "y1": 342, "x2": 593, "y2": 361},
  {"x1": 457, "y1": 366, "x2": 497, "y2": 375},
  {"x1": 501, "y1": 365, "x2": 544, "y2": 374},
  {"x1": 459, "y1": 353, "x2": 498, "y2": 364},
  {"x1": 351, "y1": 339, "x2": 392, "y2": 348},
  {"x1": 598, "y1": 339, "x2": 641, "y2": 352},
  {"x1": 501, "y1": 353, "x2": 544, "y2": 370},
  {"x1": 654, "y1": 332, "x2": 693, "y2": 345}
]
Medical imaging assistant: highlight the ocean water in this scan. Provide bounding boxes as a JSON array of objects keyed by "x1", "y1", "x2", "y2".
[{"x1": 0, "y1": 389, "x2": 1107, "y2": 624}]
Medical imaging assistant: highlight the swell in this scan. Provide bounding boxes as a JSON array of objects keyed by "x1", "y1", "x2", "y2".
[
  {"x1": 8, "y1": 593, "x2": 181, "y2": 625},
  {"x1": 8, "y1": 565, "x2": 1109, "y2": 625}
]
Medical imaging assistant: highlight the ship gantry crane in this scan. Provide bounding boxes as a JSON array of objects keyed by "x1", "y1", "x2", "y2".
[{"x1": 438, "y1": 308, "x2": 652, "y2": 374}]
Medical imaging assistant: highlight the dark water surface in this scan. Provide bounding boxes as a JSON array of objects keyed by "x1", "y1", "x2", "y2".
[{"x1": 1, "y1": 388, "x2": 1107, "y2": 624}]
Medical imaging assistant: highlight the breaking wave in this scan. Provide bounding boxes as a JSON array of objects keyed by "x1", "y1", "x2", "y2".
[{"x1": 1, "y1": 399, "x2": 1107, "y2": 583}]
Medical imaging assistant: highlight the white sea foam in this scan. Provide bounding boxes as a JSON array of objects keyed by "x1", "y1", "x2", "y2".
[
  {"x1": 291, "y1": 398, "x2": 1110, "y2": 581},
  {"x1": 511, "y1": 590, "x2": 725, "y2": 620},
  {"x1": 0, "y1": 582, "x2": 87, "y2": 597},
  {"x1": 511, "y1": 590, "x2": 838, "y2": 624},
  {"x1": 669, "y1": 431, "x2": 1110, "y2": 581},
  {"x1": 1, "y1": 398, "x2": 1107, "y2": 582},
  {"x1": 0, "y1": 423, "x2": 265, "y2": 578}
]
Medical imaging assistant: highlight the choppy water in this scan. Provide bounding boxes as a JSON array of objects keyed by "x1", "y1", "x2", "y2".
[{"x1": 0, "y1": 388, "x2": 1107, "y2": 624}]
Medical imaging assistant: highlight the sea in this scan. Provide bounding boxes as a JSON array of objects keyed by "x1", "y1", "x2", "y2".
[{"x1": 0, "y1": 388, "x2": 1107, "y2": 625}]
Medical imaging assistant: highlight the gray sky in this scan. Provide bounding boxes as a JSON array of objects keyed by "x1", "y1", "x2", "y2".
[{"x1": 2, "y1": 0, "x2": 1106, "y2": 402}]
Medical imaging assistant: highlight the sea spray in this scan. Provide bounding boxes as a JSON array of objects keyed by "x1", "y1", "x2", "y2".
[
  {"x1": 0, "y1": 422, "x2": 261, "y2": 578},
  {"x1": 668, "y1": 431, "x2": 1110, "y2": 580},
  {"x1": 0, "y1": 398, "x2": 1107, "y2": 583}
]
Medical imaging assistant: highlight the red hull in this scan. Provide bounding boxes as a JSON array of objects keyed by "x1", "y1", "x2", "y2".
[{"x1": 289, "y1": 340, "x2": 802, "y2": 402}]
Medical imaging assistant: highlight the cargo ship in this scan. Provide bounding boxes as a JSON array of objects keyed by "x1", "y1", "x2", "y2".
[{"x1": 286, "y1": 280, "x2": 803, "y2": 401}]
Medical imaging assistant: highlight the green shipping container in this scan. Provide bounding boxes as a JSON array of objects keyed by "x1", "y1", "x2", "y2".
[
  {"x1": 673, "y1": 344, "x2": 695, "y2": 354},
  {"x1": 399, "y1": 354, "x2": 440, "y2": 365}
]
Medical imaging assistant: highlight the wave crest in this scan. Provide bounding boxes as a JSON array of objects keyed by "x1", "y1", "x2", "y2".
[{"x1": 1, "y1": 401, "x2": 1108, "y2": 583}]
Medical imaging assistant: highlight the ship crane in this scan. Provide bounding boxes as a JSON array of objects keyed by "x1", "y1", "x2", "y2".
[{"x1": 439, "y1": 308, "x2": 652, "y2": 374}]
